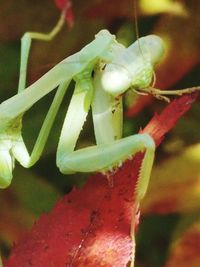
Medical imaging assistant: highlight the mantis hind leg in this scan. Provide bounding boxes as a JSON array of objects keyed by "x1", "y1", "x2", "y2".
[
  {"x1": 12, "y1": 80, "x2": 70, "y2": 167},
  {"x1": 18, "y1": 10, "x2": 66, "y2": 92},
  {"x1": 12, "y1": 9, "x2": 68, "y2": 167}
]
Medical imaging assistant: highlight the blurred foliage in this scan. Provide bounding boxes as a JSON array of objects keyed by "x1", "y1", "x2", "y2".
[{"x1": 0, "y1": 0, "x2": 199, "y2": 266}]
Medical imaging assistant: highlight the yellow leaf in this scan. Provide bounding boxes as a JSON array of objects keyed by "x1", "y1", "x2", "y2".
[
  {"x1": 165, "y1": 218, "x2": 200, "y2": 267},
  {"x1": 142, "y1": 144, "x2": 200, "y2": 214},
  {"x1": 140, "y1": 0, "x2": 187, "y2": 16}
]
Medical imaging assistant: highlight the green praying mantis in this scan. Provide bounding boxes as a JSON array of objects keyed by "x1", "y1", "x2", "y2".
[
  {"x1": 0, "y1": 12, "x2": 162, "y2": 195},
  {"x1": 0, "y1": 8, "x2": 200, "y2": 267}
]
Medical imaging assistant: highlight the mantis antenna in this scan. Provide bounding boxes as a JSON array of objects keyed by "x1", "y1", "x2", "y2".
[
  {"x1": 133, "y1": 0, "x2": 146, "y2": 60},
  {"x1": 133, "y1": 0, "x2": 140, "y2": 43}
]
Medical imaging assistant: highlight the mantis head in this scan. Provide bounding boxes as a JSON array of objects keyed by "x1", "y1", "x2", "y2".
[{"x1": 101, "y1": 34, "x2": 165, "y2": 97}]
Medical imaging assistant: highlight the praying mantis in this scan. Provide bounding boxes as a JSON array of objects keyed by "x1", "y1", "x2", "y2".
[
  {"x1": 0, "y1": 7, "x2": 200, "y2": 267},
  {"x1": 0, "y1": 11, "x2": 162, "y2": 195}
]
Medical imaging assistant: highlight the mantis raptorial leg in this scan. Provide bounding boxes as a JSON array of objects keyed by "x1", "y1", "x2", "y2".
[{"x1": 92, "y1": 68, "x2": 123, "y2": 145}]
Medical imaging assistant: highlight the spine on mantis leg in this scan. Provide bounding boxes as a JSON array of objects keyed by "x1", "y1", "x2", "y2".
[{"x1": 135, "y1": 136, "x2": 155, "y2": 202}]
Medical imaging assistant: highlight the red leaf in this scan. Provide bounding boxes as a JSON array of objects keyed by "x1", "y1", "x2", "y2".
[
  {"x1": 4, "y1": 93, "x2": 198, "y2": 267},
  {"x1": 55, "y1": 0, "x2": 74, "y2": 26},
  {"x1": 85, "y1": 0, "x2": 132, "y2": 21},
  {"x1": 141, "y1": 93, "x2": 199, "y2": 145},
  {"x1": 4, "y1": 171, "x2": 135, "y2": 267}
]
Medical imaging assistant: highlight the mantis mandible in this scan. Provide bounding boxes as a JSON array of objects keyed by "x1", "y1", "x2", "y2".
[{"x1": 0, "y1": 8, "x2": 200, "y2": 267}]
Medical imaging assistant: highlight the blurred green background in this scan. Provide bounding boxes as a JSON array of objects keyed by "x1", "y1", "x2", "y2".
[{"x1": 0, "y1": 0, "x2": 200, "y2": 266}]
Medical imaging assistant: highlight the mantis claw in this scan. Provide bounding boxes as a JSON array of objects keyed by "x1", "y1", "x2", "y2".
[{"x1": 152, "y1": 93, "x2": 170, "y2": 102}]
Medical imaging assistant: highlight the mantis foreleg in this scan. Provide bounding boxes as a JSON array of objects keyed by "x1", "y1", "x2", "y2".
[
  {"x1": 58, "y1": 133, "x2": 155, "y2": 191},
  {"x1": 57, "y1": 129, "x2": 155, "y2": 266},
  {"x1": 92, "y1": 68, "x2": 123, "y2": 145},
  {"x1": 56, "y1": 69, "x2": 94, "y2": 164}
]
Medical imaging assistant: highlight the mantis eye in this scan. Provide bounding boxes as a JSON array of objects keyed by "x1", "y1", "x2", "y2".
[
  {"x1": 143, "y1": 35, "x2": 165, "y2": 65},
  {"x1": 0, "y1": 145, "x2": 14, "y2": 188}
]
